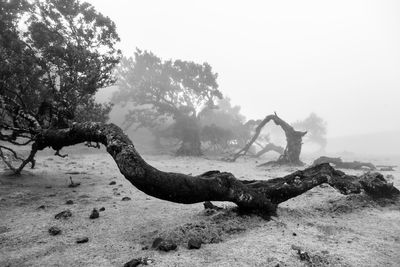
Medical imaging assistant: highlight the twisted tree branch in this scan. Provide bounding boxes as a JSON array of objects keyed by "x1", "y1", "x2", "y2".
[{"x1": 27, "y1": 122, "x2": 399, "y2": 213}]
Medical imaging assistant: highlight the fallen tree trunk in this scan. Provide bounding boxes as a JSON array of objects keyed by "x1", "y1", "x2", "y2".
[
  {"x1": 312, "y1": 156, "x2": 376, "y2": 170},
  {"x1": 229, "y1": 113, "x2": 306, "y2": 165},
  {"x1": 31, "y1": 122, "x2": 398, "y2": 213},
  {"x1": 253, "y1": 143, "x2": 284, "y2": 158}
]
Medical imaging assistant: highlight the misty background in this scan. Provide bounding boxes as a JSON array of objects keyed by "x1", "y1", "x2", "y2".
[{"x1": 89, "y1": 0, "x2": 400, "y2": 156}]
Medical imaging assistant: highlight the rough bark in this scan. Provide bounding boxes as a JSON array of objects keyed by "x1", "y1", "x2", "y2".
[
  {"x1": 29, "y1": 122, "x2": 399, "y2": 214},
  {"x1": 312, "y1": 156, "x2": 376, "y2": 170},
  {"x1": 229, "y1": 113, "x2": 306, "y2": 165}
]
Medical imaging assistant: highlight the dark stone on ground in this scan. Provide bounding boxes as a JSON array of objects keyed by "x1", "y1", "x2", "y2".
[
  {"x1": 55, "y1": 210, "x2": 72, "y2": 219},
  {"x1": 89, "y1": 208, "x2": 99, "y2": 219},
  {"x1": 109, "y1": 181, "x2": 116, "y2": 185},
  {"x1": 37, "y1": 205, "x2": 45, "y2": 209},
  {"x1": 141, "y1": 246, "x2": 149, "y2": 250},
  {"x1": 48, "y1": 226, "x2": 61, "y2": 236},
  {"x1": 76, "y1": 237, "x2": 89, "y2": 243},
  {"x1": 188, "y1": 238, "x2": 202, "y2": 249},
  {"x1": 124, "y1": 257, "x2": 154, "y2": 267},
  {"x1": 122, "y1": 197, "x2": 131, "y2": 201},
  {"x1": 123, "y1": 258, "x2": 141, "y2": 267},
  {"x1": 293, "y1": 232, "x2": 297, "y2": 236},
  {"x1": 99, "y1": 207, "x2": 105, "y2": 211},
  {"x1": 158, "y1": 240, "x2": 177, "y2": 252},
  {"x1": 65, "y1": 200, "x2": 74, "y2": 205},
  {"x1": 152, "y1": 237, "x2": 163, "y2": 248}
]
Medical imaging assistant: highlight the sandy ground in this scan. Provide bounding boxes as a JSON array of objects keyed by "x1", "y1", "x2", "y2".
[{"x1": 1, "y1": 147, "x2": 400, "y2": 267}]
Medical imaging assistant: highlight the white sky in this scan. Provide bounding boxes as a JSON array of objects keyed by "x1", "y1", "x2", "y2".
[{"x1": 88, "y1": 0, "x2": 400, "y2": 137}]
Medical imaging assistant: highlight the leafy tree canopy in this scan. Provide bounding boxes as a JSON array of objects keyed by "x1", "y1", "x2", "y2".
[
  {"x1": 0, "y1": 0, "x2": 120, "y2": 173},
  {"x1": 113, "y1": 49, "x2": 222, "y2": 130},
  {"x1": 113, "y1": 50, "x2": 222, "y2": 155}
]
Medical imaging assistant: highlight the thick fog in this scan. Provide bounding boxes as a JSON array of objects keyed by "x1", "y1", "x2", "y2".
[{"x1": 91, "y1": 0, "x2": 400, "y2": 155}]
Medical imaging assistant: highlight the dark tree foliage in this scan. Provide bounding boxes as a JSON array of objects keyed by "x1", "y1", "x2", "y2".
[
  {"x1": 199, "y1": 98, "x2": 250, "y2": 152},
  {"x1": 0, "y1": 0, "x2": 120, "y2": 174},
  {"x1": 292, "y1": 113, "x2": 327, "y2": 152},
  {"x1": 113, "y1": 50, "x2": 222, "y2": 156}
]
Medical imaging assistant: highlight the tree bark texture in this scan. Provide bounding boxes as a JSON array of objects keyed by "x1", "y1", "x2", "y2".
[{"x1": 32, "y1": 122, "x2": 399, "y2": 213}]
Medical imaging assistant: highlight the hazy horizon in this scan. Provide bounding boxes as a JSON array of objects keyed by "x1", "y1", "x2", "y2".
[{"x1": 89, "y1": 0, "x2": 400, "y2": 138}]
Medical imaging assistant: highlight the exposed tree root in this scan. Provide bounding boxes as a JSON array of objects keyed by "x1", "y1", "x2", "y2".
[{"x1": 29, "y1": 122, "x2": 399, "y2": 214}]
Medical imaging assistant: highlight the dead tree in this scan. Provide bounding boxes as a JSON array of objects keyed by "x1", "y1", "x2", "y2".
[
  {"x1": 313, "y1": 156, "x2": 376, "y2": 170},
  {"x1": 253, "y1": 142, "x2": 284, "y2": 158},
  {"x1": 25, "y1": 122, "x2": 398, "y2": 213},
  {"x1": 229, "y1": 113, "x2": 307, "y2": 166}
]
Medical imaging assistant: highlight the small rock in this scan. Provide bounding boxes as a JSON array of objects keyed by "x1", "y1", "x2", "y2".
[
  {"x1": 292, "y1": 232, "x2": 297, "y2": 236},
  {"x1": 124, "y1": 257, "x2": 154, "y2": 267},
  {"x1": 65, "y1": 200, "x2": 74, "y2": 205},
  {"x1": 76, "y1": 237, "x2": 89, "y2": 244},
  {"x1": 141, "y1": 246, "x2": 149, "y2": 250},
  {"x1": 188, "y1": 238, "x2": 202, "y2": 249},
  {"x1": 89, "y1": 208, "x2": 99, "y2": 219},
  {"x1": 123, "y1": 258, "x2": 141, "y2": 267},
  {"x1": 99, "y1": 207, "x2": 105, "y2": 211},
  {"x1": 109, "y1": 181, "x2": 116, "y2": 185},
  {"x1": 121, "y1": 197, "x2": 131, "y2": 201},
  {"x1": 48, "y1": 226, "x2": 61, "y2": 236},
  {"x1": 37, "y1": 205, "x2": 46, "y2": 210},
  {"x1": 152, "y1": 237, "x2": 163, "y2": 248},
  {"x1": 55, "y1": 210, "x2": 72, "y2": 219},
  {"x1": 158, "y1": 240, "x2": 177, "y2": 252},
  {"x1": 45, "y1": 186, "x2": 52, "y2": 189}
]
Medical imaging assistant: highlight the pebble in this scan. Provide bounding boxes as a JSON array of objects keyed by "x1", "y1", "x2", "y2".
[
  {"x1": 54, "y1": 210, "x2": 72, "y2": 219},
  {"x1": 76, "y1": 237, "x2": 89, "y2": 244},
  {"x1": 89, "y1": 208, "x2": 99, "y2": 219},
  {"x1": 48, "y1": 226, "x2": 61, "y2": 236}
]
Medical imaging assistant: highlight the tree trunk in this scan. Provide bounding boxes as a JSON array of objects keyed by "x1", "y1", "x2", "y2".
[
  {"x1": 176, "y1": 137, "x2": 202, "y2": 156},
  {"x1": 174, "y1": 115, "x2": 203, "y2": 156},
  {"x1": 229, "y1": 113, "x2": 306, "y2": 165},
  {"x1": 30, "y1": 122, "x2": 399, "y2": 214}
]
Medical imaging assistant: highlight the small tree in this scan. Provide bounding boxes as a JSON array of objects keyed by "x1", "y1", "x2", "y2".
[
  {"x1": 292, "y1": 113, "x2": 327, "y2": 152},
  {"x1": 0, "y1": 0, "x2": 120, "y2": 174},
  {"x1": 113, "y1": 50, "x2": 222, "y2": 156}
]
